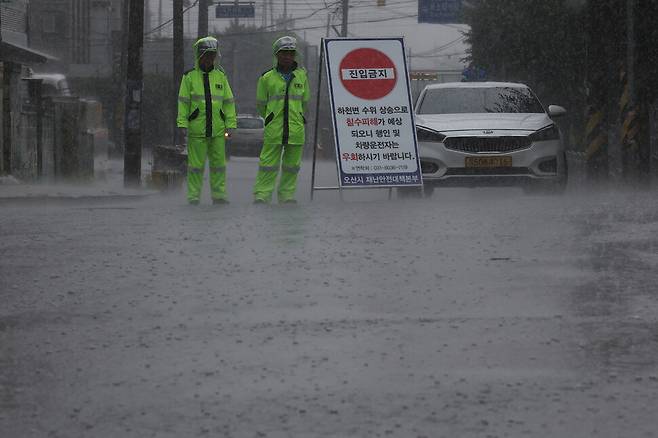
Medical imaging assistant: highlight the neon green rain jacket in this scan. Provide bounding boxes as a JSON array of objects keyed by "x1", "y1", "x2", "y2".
[
  {"x1": 256, "y1": 61, "x2": 310, "y2": 145},
  {"x1": 177, "y1": 38, "x2": 237, "y2": 138}
]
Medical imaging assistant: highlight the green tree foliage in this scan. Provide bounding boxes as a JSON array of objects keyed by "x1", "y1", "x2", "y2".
[
  {"x1": 464, "y1": 0, "x2": 658, "y2": 155},
  {"x1": 463, "y1": 0, "x2": 587, "y2": 115},
  {"x1": 635, "y1": 0, "x2": 658, "y2": 103}
]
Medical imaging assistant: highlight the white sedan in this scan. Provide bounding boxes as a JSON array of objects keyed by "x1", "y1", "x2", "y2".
[
  {"x1": 225, "y1": 114, "x2": 264, "y2": 158},
  {"x1": 412, "y1": 82, "x2": 568, "y2": 196}
]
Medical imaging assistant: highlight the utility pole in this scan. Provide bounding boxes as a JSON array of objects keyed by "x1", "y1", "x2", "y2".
[
  {"x1": 123, "y1": 0, "x2": 145, "y2": 187},
  {"x1": 262, "y1": 1, "x2": 267, "y2": 28},
  {"x1": 145, "y1": 0, "x2": 151, "y2": 36},
  {"x1": 158, "y1": 0, "x2": 164, "y2": 38},
  {"x1": 584, "y1": 0, "x2": 610, "y2": 180},
  {"x1": 634, "y1": 0, "x2": 658, "y2": 181},
  {"x1": 0, "y1": 4, "x2": 5, "y2": 175},
  {"x1": 341, "y1": 0, "x2": 348, "y2": 37},
  {"x1": 198, "y1": 0, "x2": 208, "y2": 37},
  {"x1": 621, "y1": 0, "x2": 641, "y2": 182},
  {"x1": 173, "y1": 0, "x2": 184, "y2": 146},
  {"x1": 232, "y1": 0, "x2": 239, "y2": 84},
  {"x1": 284, "y1": 0, "x2": 288, "y2": 29}
]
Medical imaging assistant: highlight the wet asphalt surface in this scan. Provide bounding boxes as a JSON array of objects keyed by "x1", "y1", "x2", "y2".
[{"x1": 1, "y1": 158, "x2": 658, "y2": 437}]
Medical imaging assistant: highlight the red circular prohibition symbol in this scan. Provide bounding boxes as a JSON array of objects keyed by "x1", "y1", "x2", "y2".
[{"x1": 339, "y1": 48, "x2": 397, "y2": 100}]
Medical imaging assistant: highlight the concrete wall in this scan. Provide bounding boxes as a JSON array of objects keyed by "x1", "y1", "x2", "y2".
[
  {"x1": 0, "y1": 0, "x2": 28, "y2": 45},
  {"x1": 29, "y1": 0, "x2": 123, "y2": 78}
]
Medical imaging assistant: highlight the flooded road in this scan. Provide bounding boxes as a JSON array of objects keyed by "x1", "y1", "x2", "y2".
[{"x1": 2, "y1": 159, "x2": 658, "y2": 437}]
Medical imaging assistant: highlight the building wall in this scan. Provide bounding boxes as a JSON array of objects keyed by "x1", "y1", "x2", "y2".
[
  {"x1": 1, "y1": 1, "x2": 29, "y2": 176},
  {"x1": 1, "y1": 62, "x2": 33, "y2": 178},
  {"x1": 27, "y1": 0, "x2": 71, "y2": 65},
  {"x1": 28, "y1": 0, "x2": 124, "y2": 77},
  {"x1": 1, "y1": 64, "x2": 6, "y2": 175},
  {"x1": 0, "y1": 0, "x2": 29, "y2": 45}
]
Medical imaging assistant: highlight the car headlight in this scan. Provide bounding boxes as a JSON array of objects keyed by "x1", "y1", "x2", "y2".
[
  {"x1": 529, "y1": 124, "x2": 560, "y2": 142},
  {"x1": 416, "y1": 126, "x2": 446, "y2": 143}
]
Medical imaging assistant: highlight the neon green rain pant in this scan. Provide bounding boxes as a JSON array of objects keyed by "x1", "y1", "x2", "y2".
[
  {"x1": 253, "y1": 143, "x2": 303, "y2": 203},
  {"x1": 187, "y1": 136, "x2": 227, "y2": 203}
]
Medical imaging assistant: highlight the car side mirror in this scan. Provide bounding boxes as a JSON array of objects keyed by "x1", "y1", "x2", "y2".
[{"x1": 548, "y1": 105, "x2": 567, "y2": 118}]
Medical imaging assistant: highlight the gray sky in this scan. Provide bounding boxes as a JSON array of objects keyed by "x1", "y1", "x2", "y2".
[{"x1": 145, "y1": 0, "x2": 469, "y2": 71}]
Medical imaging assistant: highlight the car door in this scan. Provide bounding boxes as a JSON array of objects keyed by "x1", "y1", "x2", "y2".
[{"x1": 235, "y1": 116, "x2": 264, "y2": 156}]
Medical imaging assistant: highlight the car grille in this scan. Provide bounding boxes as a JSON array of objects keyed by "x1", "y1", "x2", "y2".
[
  {"x1": 445, "y1": 167, "x2": 531, "y2": 176},
  {"x1": 444, "y1": 136, "x2": 531, "y2": 153}
]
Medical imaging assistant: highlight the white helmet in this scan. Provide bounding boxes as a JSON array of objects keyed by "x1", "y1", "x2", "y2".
[
  {"x1": 195, "y1": 36, "x2": 220, "y2": 59},
  {"x1": 273, "y1": 36, "x2": 297, "y2": 54}
]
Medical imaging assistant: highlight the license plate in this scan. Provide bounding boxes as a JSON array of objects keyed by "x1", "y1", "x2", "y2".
[{"x1": 465, "y1": 156, "x2": 512, "y2": 168}]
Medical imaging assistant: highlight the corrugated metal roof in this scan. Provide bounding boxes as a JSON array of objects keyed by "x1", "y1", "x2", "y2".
[{"x1": 0, "y1": 41, "x2": 58, "y2": 64}]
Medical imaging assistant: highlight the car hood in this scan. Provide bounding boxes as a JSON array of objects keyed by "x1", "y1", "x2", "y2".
[{"x1": 415, "y1": 113, "x2": 553, "y2": 132}]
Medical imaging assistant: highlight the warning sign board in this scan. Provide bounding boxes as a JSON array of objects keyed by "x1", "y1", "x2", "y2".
[
  {"x1": 339, "y1": 48, "x2": 397, "y2": 100},
  {"x1": 324, "y1": 38, "x2": 422, "y2": 188}
]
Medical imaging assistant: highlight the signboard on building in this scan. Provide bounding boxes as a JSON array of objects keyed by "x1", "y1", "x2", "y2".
[
  {"x1": 418, "y1": 0, "x2": 463, "y2": 24},
  {"x1": 409, "y1": 71, "x2": 439, "y2": 81},
  {"x1": 215, "y1": 2, "x2": 255, "y2": 18},
  {"x1": 323, "y1": 38, "x2": 422, "y2": 188}
]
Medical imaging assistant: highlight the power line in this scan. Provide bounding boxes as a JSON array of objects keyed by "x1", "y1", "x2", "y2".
[
  {"x1": 258, "y1": 0, "x2": 341, "y2": 31},
  {"x1": 142, "y1": 0, "x2": 465, "y2": 37},
  {"x1": 140, "y1": 0, "x2": 468, "y2": 41},
  {"x1": 144, "y1": 0, "x2": 199, "y2": 36},
  {"x1": 411, "y1": 52, "x2": 467, "y2": 58},
  {"x1": 413, "y1": 35, "x2": 466, "y2": 56}
]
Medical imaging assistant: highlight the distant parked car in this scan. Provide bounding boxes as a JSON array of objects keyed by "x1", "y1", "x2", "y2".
[
  {"x1": 411, "y1": 82, "x2": 568, "y2": 196},
  {"x1": 226, "y1": 114, "x2": 264, "y2": 158}
]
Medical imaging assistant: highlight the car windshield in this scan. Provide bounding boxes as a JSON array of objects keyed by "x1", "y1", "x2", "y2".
[
  {"x1": 237, "y1": 117, "x2": 263, "y2": 129},
  {"x1": 417, "y1": 87, "x2": 545, "y2": 114}
]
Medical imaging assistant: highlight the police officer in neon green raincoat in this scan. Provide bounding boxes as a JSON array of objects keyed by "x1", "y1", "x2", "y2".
[
  {"x1": 177, "y1": 36, "x2": 237, "y2": 205},
  {"x1": 253, "y1": 36, "x2": 310, "y2": 204}
]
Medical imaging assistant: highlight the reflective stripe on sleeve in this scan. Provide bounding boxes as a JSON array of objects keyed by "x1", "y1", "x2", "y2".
[
  {"x1": 259, "y1": 165, "x2": 278, "y2": 172},
  {"x1": 211, "y1": 95, "x2": 223, "y2": 102},
  {"x1": 178, "y1": 96, "x2": 191, "y2": 104},
  {"x1": 190, "y1": 94, "x2": 204, "y2": 101},
  {"x1": 209, "y1": 166, "x2": 226, "y2": 173},
  {"x1": 224, "y1": 97, "x2": 235, "y2": 104},
  {"x1": 268, "y1": 94, "x2": 303, "y2": 103},
  {"x1": 188, "y1": 167, "x2": 204, "y2": 174}
]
